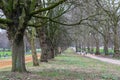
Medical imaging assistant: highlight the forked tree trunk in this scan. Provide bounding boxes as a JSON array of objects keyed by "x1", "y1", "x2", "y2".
[
  {"x1": 8, "y1": 17, "x2": 30, "y2": 72},
  {"x1": 11, "y1": 37, "x2": 27, "y2": 72}
]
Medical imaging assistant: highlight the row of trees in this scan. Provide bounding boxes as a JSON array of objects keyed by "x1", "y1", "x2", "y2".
[
  {"x1": 69, "y1": 0, "x2": 120, "y2": 57},
  {"x1": 1, "y1": 0, "x2": 120, "y2": 73},
  {"x1": 0, "y1": 0, "x2": 71, "y2": 72}
]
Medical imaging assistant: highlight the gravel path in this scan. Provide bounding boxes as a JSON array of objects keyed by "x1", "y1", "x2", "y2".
[
  {"x1": 85, "y1": 54, "x2": 120, "y2": 65},
  {"x1": 71, "y1": 47, "x2": 120, "y2": 66}
]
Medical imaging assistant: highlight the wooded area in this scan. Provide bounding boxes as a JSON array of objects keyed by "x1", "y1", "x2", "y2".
[{"x1": 0, "y1": 0, "x2": 120, "y2": 76}]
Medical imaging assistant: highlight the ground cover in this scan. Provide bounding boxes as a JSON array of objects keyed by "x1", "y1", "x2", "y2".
[{"x1": 0, "y1": 48, "x2": 120, "y2": 80}]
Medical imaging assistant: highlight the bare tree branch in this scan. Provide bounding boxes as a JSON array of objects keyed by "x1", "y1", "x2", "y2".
[
  {"x1": 30, "y1": 0, "x2": 67, "y2": 16},
  {"x1": 33, "y1": 14, "x2": 98, "y2": 26}
]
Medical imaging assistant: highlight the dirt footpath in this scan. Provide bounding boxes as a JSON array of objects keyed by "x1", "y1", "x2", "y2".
[
  {"x1": 0, "y1": 55, "x2": 39, "y2": 69},
  {"x1": 85, "y1": 54, "x2": 120, "y2": 65}
]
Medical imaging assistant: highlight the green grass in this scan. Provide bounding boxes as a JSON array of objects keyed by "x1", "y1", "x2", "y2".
[
  {"x1": 0, "y1": 51, "x2": 11, "y2": 56},
  {"x1": 77, "y1": 48, "x2": 114, "y2": 54},
  {"x1": 0, "y1": 48, "x2": 120, "y2": 80},
  {"x1": 0, "y1": 51, "x2": 11, "y2": 60},
  {"x1": 92, "y1": 48, "x2": 114, "y2": 54}
]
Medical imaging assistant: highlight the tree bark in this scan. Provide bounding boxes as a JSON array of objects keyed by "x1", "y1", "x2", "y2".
[
  {"x1": 30, "y1": 35, "x2": 39, "y2": 66},
  {"x1": 45, "y1": 38, "x2": 54, "y2": 59},
  {"x1": 113, "y1": 27, "x2": 120, "y2": 57},
  {"x1": 11, "y1": 37, "x2": 27, "y2": 72},
  {"x1": 8, "y1": 20, "x2": 28, "y2": 72},
  {"x1": 95, "y1": 39, "x2": 100, "y2": 55},
  {"x1": 94, "y1": 35, "x2": 100, "y2": 55},
  {"x1": 25, "y1": 29, "x2": 39, "y2": 66},
  {"x1": 8, "y1": 16, "x2": 30, "y2": 72},
  {"x1": 47, "y1": 47, "x2": 54, "y2": 59},
  {"x1": 104, "y1": 38, "x2": 109, "y2": 55},
  {"x1": 37, "y1": 27, "x2": 48, "y2": 62}
]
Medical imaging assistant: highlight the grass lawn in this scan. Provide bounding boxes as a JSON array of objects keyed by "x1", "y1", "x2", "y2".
[
  {"x1": 0, "y1": 48, "x2": 120, "y2": 80},
  {"x1": 0, "y1": 51, "x2": 11, "y2": 56},
  {"x1": 92, "y1": 48, "x2": 114, "y2": 54}
]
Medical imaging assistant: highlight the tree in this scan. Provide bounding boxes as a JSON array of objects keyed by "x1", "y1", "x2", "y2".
[
  {"x1": 34, "y1": 0, "x2": 72, "y2": 62},
  {"x1": 96, "y1": 0, "x2": 120, "y2": 57},
  {"x1": 0, "y1": 0, "x2": 67, "y2": 72},
  {"x1": 25, "y1": 27, "x2": 39, "y2": 66}
]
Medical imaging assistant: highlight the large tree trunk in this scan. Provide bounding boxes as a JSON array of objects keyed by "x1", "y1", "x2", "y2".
[
  {"x1": 11, "y1": 37, "x2": 27, "y2": 72},
  {"x1": 8, "y1": 20, "x2": 28, "y2": 72},
  {"x1": 8, "y1": 16, "x2": 30, "y2": 72},
  {"x1": 37, "y1": 27, "x2": 48, "y2": 62}
]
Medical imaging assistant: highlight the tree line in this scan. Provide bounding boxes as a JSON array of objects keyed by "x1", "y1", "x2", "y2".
[
  {"x1": 69, "y1": 0, "x2": 120, "y2": 57},
  {"x1": 0, "y1": 0, "x2": 120, "y2": 73},
  {"x1": 0, "y1": 0, "x2": 71, "y2": 72}
]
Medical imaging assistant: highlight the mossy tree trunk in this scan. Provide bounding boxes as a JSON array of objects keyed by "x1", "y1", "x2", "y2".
[
  {"x1": 25, "y1": 28, "x2": 39, "y2": 66},
  {"x1": 37, "y1": 27, "x2": 48, "y2": 62},
  {"x1": 8, "y1": 21, "x2": 28, "y2": 72},
  {"x1": 7, "y1": 13, "x2": 29, "y2": 72},
  {"x1": 11, "y1": 35, "x2": 26, "y2": 72},
  {"x1": 0, "y1": 0, "x2": 67, "y2": 72},
  {"x1": 113, "y1": 26, "x2": 120, "y2": 57},
  {"x1": 30, "y1": 32, "x2": 39, "y2": 66}
]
